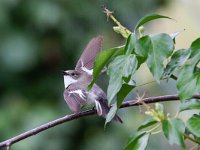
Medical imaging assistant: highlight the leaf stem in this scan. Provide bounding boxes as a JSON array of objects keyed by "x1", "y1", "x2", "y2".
[
  {"x1": 136, "y1": 76, "x2": 171, "y2": 88},
  {"x1": 151, "y1": 130, "x2": 162, "y2": 135},
  {"x1": 145, "y1": 123, "x2": 161, "y2": 134},
  {"x1": 183, "y1": 133, "x2": 200, "y2": 145},
  {"x1": 174, "y1": 111, "x2": 180, "y2": 118},
  {"x1": 136, "y1": 80, "x2": 157, "y2": 88},
  {"x1": 136, "y1": 93, "x2": 165, "y2": 122},
  {"x1": 102, "y1": 6, "x2": 131, "y2": 38}
]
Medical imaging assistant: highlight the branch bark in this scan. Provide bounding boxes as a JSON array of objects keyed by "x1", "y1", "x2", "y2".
[{"x1": 0, "y1": 94, "x2": 200, "y2": 149}]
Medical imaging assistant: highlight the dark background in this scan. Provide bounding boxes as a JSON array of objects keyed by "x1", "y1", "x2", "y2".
[{"x1": 1, "y1": 0, "x2": 199, "y2": 149}]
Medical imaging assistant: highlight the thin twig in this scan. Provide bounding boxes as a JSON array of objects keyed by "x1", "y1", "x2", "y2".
[{"x1": 0, "y1": 94, "x2": 200, "y2": 148}]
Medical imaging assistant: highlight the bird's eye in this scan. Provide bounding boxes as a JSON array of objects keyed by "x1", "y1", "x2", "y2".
[{"x1": 71, "y1": 73, "x2": 75, "y2": 76}]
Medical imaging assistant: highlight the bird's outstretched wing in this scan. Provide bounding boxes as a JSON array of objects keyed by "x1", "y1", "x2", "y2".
[
  {"x1": 63, "y1": 89, "x2": 87, "y2": 113},
  {"x1": 75, "y1": 36, "x2": 103, "y2": 72}
]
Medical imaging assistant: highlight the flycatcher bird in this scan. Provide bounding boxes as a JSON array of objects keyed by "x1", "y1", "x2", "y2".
[{"x1": 63, "y1": 35, "x2": 122, "y2": 123}]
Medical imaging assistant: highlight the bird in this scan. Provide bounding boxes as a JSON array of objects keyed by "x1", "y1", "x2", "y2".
[{"x1": 63, "y1": 35, "x2": 122, "y2": 123}]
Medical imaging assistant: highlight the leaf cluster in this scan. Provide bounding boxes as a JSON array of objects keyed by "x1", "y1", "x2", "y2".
[{"x1": 89, "y1": 13, "x2": 200, "y2": 149}]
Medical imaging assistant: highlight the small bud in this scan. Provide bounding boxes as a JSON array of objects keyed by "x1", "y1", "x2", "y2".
[
  {"x1": 113, "y1": 26, "x2": 129, "y2": 38},
  {"x1": 145, "y1": 111, "x2": 153, "y2": 116},
  {"x1": 155, "y1": 103, "x2": 164, "y2": 112},
  {"x1": 138, "y1": 26, "x2": 145, "y2": 38},
  {"x1": 159, "y1": 113, "x2": 165, "y2": 120},
  {"x1": 167, "y1": 113, "x2": 170, "y2": 118},
  {"x1": 113, "y1": 26, "x2": 120, "y2": 33},
  {"x1": 138, "y1": 26, "x2": 144, "y2": 33}
]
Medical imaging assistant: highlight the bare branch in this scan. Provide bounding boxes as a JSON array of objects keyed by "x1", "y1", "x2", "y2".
[{"x1": 0, "y1": 94, "x2": 200, "y2": 148}]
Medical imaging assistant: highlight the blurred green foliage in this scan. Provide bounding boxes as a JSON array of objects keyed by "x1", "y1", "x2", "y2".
[{"x1": 0, "y1": 0, "x2": 172, "y2": 150}]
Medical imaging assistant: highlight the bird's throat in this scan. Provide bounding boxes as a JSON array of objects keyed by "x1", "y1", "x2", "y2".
[{"x1": 64, "y1": 76, "x2": 77, "y2": 88}]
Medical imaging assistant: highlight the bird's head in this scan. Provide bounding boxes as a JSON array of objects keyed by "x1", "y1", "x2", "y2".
[{"x1": 63, "y1": 70, "x2": 81, "y2": 88}]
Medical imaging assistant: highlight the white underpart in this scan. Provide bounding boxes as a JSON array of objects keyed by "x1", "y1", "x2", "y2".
[
  {"x1": 69, "y1": 89, "x2": 86, "y2": 99},
  {"x1": 80, "y1": 60, "x2": 93, "y2": 75},
  {"x1": 95, "y1": 100, "x2": 102, "y2": 116},
  {"x1": 64, "y1": 75, "x2": 77, "y2": 88}
]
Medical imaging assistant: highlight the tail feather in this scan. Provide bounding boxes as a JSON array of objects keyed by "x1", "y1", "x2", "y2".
[
  {"x1": 96, "y1": 100, "x2": 123, "y2": 123},
  {"x1": 113, "y1": 115, "x2": 123, "y2": 123}
]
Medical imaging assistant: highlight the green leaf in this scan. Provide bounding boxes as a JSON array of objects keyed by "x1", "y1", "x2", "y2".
[
  {"x1": 105, "y1": 102, "x2": 117, "y2": 127},
  {"x1": 136, "y1": 55, "x2": 146, "y2": 69},
  {"x1": 106, "y1": 74, "x2": 135, "y2": 125},
  {"x1": 124, "y1": 132, "x2": 150, "y2": 150},
  {"x1": 107, "y1": 54, "x2": 138, "y2": 104},
  {"x1": 135, "y1": 35, "x2": 151, "y2": 58},
  {"x1": 112, "y1": 46, "x2": 125, "y2": 57},
  {"x1": 88, "y1": 46, "x2": 124, "y2": 90},
  {"x1": 179, "y1": 99, "x2": 200, "y2": 112},
  {"x1": 190, "y1": 38, "x2": 200, "y2": 61},
  {"x1": 186, "y1": 114, "x2": 200, "y2": 137},
  {"x1": 170, "y1": 31, "x2": 180, "y2": 40},
  {"x1": 162, "y1": 118, "x2": 185, "y2": 149},
  {"x1": 136, "y1": 33, "x2": 174, "y2": 82},
  {"x1": 184, "y1": 127, "x2": 193, "y2": 136},
  {"x1": 164, "y1": 49, "x2": 191, "y2": 78},
  {"x1": 125, "y1": 33, "x2": 136, "y2": 55},
  {"x1": 170, "y1": 30, "x2": 184, "y2": 44},
  {"x1": 134, "y1": 14, "x2": 172, "y2": 32},
  {"x1": 105, "y1": 54, "x2": 137, "y2": 124},
  {"x1": 105, "y1": 82, "x2": 135, "y2": 124},
  {"x1": 138, "y1": 118, "x2": 158, "y2": 131},
  {"x1": 177, "y1": 38, "x2": 200, "y2": 100},
  {"x1": 117, "y1": 83, "x2": 135, "y2": 107},
  {"x1": 177, "y1": 65, "x2": 200, "y2": 100},
  {"x1": 107, "y1": 74, "x2": 123, "y2": 105},
  {"x1": 155, "y1": 103, "x2": 164, "y2": 113}
]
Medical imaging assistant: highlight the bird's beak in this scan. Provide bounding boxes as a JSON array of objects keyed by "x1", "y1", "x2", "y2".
[{"x1": 62, "y1": 71, "x2": 69, "y2": 75}]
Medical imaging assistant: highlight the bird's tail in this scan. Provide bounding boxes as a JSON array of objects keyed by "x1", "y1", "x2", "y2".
[
  {"x1": 113, "y1": 114, "x2": 123, "y2": 123},
  {"x1": 95, "y1": 100, "x2": 123, "y2": 123}
]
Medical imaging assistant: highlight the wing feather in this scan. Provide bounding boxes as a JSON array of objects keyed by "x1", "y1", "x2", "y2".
[
  {"x1": 63, "y1": 89, "x2": 87, "y2": 113},
  {"x1": 75, "y1": 35, "x2": 103, "y2": 71}
]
